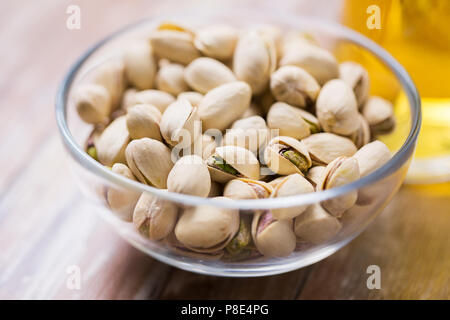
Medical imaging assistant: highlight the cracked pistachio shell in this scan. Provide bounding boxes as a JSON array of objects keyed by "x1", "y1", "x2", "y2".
[
  {"x1": 302, "y1": 133, "x2": 357, "y2": 165},
  {"x1": 123, "y1": 41, "x2": 157, "y2": 90},
  {"x1": 133, "y1": 192, "x2": 178, "y2": 240},
  {"x1": 270, "y1": 65, "x2": 320, "y2": 108},
  {"x1": 223, "y1": 178, "x2": 272, "y2": 200},
  {"x1": 126, "y1": 104, "x2": 162, "y2": 140},
  {"x1": 362, "y1": 96, "x2": 396, "y2": 135},
  {"x1": 316, "y1": 79, "x2": 360, "y2": 135},
  {"x1": 96, "y1": 116, "x2": 130, "y2": 166},
  {"x1": 106, "y1": 163, "x2": 140, "y2": 221},
  {"x1": 125, "y1": 138, "x2": 173, "y2": 188},
  {"x1": 198, "y1": 81, "x2": 251, "y2": 130},
  {"x1": 125, "y1": 89, "x2": 175, "y2": 113},
  {"x1": 233, "y1": 31, "x2": 277, "y2": 95},
  {"x1": 264, "y1": 136, "x2": 312, "y2": 175},
  {"x1": 160, "y1": 99, "x2": 200, "y2": 146},
  {"x1": 280, "y1": 41, "x2": 338, "y2": 85},
  {"x1": 267, "y1": 102, "x2": 320, "y2": 139},
  {"x1": 294, "y1": 203, "x2": 341, "y2": 244},
  {"x1": 167, "y1": 155, "x2": 211, "y2": 197},
  {"x1": 339, "y1": 61, "x2": 370, "y2": 107},
  {"x1": 353, "y1": 140, "x2": 391, "y2": 177},
  {"x1": 194, "y1": 25, "x2": 238, "y2": 60},
  {"x1": 174, "y1": 199, "x2": 240, "y2": 253},
  {"x1": 177, "y1": 91, "x2": 203, "y2": 107},
  {"x1": 156, "y1": 62, "x2": 189, "y2": 96},
  {"x1": 306, "y1": 166, "x2": 326, "y2": 189},
  {"x1": 73, "y1": 84, "x2": 111, "y2": 124},
  {"x1": 271, "y1": 174, "x2": 314, "y2": 220},
  {"x1": 223, "y1": 116, "x2": 269, "y2": 153},
  {"x1": 347, "y1": 114, "x2": 370, "y2": 149},
  {"x1": 185, "y1": 57, "x2": 236, "y2": 94},
  {"x1": 318, "y1": 156, "x2": 360, "y2": 217},
  {"x1": 149, "y1": 29, "x2": 201, "y2": 65},
  {"x1": 251, "y1": 211, "x2": 296, "y2": 257}
]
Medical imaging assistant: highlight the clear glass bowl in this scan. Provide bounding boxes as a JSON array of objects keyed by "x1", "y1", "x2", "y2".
[{"x1": 55, "y1": 9, "x2": 420, "y2": 277}]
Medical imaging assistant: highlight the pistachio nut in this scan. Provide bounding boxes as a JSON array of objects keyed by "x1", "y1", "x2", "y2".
[
  {"x1": 233, "y1": 31, "x2": 277, "y2": 95},
  {"x1": 133, "y1": 192, "x2": 178, "y2": 240},
  {"x1": 177, "y1": 91, "x2": 203, "y2": 107},
  {"x1": 174, "y1": 200, "x2": 239, "y2": 253},
  {"x1": 270, "y1": 65, "x2": 320, "y2": 108},
  {"x1": 317, "y1": 156, "x2": 360, "y2": 217},
  {"x1": 126, "y1": 104, "x2": 162, "y2": 140},
  {"x1": 149, "y1": 29, "x2": 201, "y2": 65},
  {"x1": 126, "y1": 89, "x2": 175, "y2": 113},
  {"x1": 121, "y1": 88, "x2": 138, "y2": 110},
  {"x1": 264, "y1": 136, "x2": 312, "y2": 175},
  {"x1": 206, "y1": 145, "x2": 260, "y2": 183},
  {"x1": 347, "y1": 114, "x2": 371, "y2": 149},
  {"x1": 184, "y1": 57, "x2": 236, "y2": 94},
  {"x1": 96, "y1": 116, "x2": 130, "y2": 166},
  {"x1": 194, "y1": 25, "x2": 238, "y2": 60},
  {"x1": 353, "y1": 140, "x2": 391, "y2": 177},
  {"x1": 167, "y1": 155, "x2": 211, "y2": 197},
  {"x1": 316, "y1": 79, "x2": 360, "y2": 135},
  {"x1": 123, "y1": 41, "x2": 157, "y2": 90},
  {"x1": 270, "y1": 174, "x2": 314, "y2": 220},
  {"x1": 223, "y1": 178, "x2": 272, "y2": 200},
  {"x1": 160, "y1": 99, "x2": 200, "y2": 146},
  {"x1": 198, "y1": 81, "x2": 251, "y2": 131},
  {"x1": 223, "y1": 116, "x2": 269, "y2": 153},
  {"x1": 125, "y1": 137, "x2": 173, "y2": 188},
  {"x1": 339, "y1": 61, "x2": 370, "y2": 107},
  {"x1": 302, "y1": 132, "x2": 357, "y2": 165},
  {"x1": 156, "y1": 62, "x2": 189, "y2": 96},
  {"x1": 267, "y1": 102, "x2": 320, "y2": 139},
  {"x1": 73, "y1": 84, "x2": 111, "y2": 124},
  {"x1": 280, "y1": 41, "x2": 339, "y2": 85},
  {"x1": 106, "y1": 163, "x2": 140, "y2": 221},
  {"x1": 362, "y1": 96, "x2": 396, "y2": 135},
  {"x1": 251, "y1": 210, "x2": 296, "y2": 257},
  {"x1": 294, "y1": 203, "x2": 342, "y2": 244},
  {"x1": 306, "y1": 165, "x2": 326, "y2": 189}
]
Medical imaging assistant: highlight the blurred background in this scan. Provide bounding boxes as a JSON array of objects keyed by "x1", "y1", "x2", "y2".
[{"x1": 0, "y1": 0, "x2": 448, "y2": 299}]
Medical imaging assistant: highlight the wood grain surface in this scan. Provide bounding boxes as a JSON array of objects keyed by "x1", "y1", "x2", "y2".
[{"x1": 0, "y1": 0, "x2": 448, "y2": 300}]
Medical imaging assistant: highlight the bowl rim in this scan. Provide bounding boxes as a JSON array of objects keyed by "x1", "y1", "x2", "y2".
[{"x1": 55, "y1": 13, "x2": 421, "y2": 210}]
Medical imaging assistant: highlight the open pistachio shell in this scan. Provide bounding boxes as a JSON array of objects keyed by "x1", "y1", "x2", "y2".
[
  {"x1": 177, "y1": 91, "x2": 203, "y2": 107},
  {"x1": 353, "y1": 140, "x2": 391, "y2": 177},
  {"x1": 223, "y1": 178, "x2": 272, "y2": 200},
  {"x1": 362, "y1": 96, "x2": 396, "y2": 135},
  {"x1": 133, "y1": 192, "x2": 178, "y2": 240},
  {"x1": 73, "y1": 84, "x2": 111, "y2": 124},
  {"x1": 125, "y1": 138, "x2": 173, "y2": 189},
  {"x1": 167, "y1": 155, "x2": 211, "y2": 197},
  {"x1": 156, "y1": 62, "x2": 189, "y2": 96},
  {"x1": 264, "y1": 136, "x2": 312, "y2": 175},
  {"x1": 215, "y1": 145, "x2": 260, "y2": 180},
  {"x1": 271, "y1": 174, "x2": 314, "y2": 220},
  {"x1": 223, "y1": 116, "x2": 269, "y2": 153},
  {"x1": 96, "y1": 116, "x2": 130, "y2": 166},
  {"x1": 125, "y1": 89, "x2": 175, "y2": 113},
  {"x1": 126, "y1": 104, "x2": 162, "y2": 141},
  {"x1": 302, "y1": 133, "x2": 357, "y2": 165},
  {"x1": 194, "y1": 25, "x2": 238, "y2": 60},
  {"x1": 123, "y1": 41, "x2": 157, "y2": 90},
  {"x1": 294, "y1": 203, "x2": 342, "y2": 244},
  {"x1": 339, "y1": 61, "x2": 370, "y2": 108}
]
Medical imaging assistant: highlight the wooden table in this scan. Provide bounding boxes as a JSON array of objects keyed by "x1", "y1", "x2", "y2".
[{"x1": 0, "y1": 0, "x2": 449, "y2": 300}]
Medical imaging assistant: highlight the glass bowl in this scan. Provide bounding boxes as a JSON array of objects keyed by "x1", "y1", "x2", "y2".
[{"x1": 55, "y1": 8, "x2": 420, "y2": 277}]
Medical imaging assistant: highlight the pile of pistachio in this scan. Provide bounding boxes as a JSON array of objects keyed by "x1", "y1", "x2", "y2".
[{"x1": 74, "y1": 22, "x2": 395, "y2": 261}]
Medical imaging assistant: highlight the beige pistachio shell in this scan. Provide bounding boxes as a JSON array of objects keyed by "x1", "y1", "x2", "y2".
[
  {"x1": 223, "y1": 178, "x2": 272, "y2": 200},
  {"x1": 123, "y1": 41, "x2": 157, "y2": 90},
  {"x1": 198, "y1": 81, "x2": 251, "y2": 130},
  {"x1": 177, "y1": 91, "x2": 203, "y2": 107},
  {"x1": 96, "y1": 116, "x2": 130, "y2": 166},
  {"x1": 264, "y1": 136, "x2": 312, "y2": 175},
  {"x1": 149, "y1": 29, "x2": 201, "y2": 65},
  {"x1": 165, "y1": 232, "x2": 224, "y2": 260},
  {"x1": 121, "y1": 88, "x2": 138, "y2": 110},
  {"x1": 213, "y1": 145, "x2": 260, "y2": 180},
  {"x1": 233, "y1": 31, "x2": 277, "y2": 95},
  {"x1": 126, "y1": 89, "x2": 175, "y2": 113},
  {"x1": 251, "y1": 211, "x2": 296, "y2": 257},
  {"x1": 318, "y1": 156, "x2": 360, "y2": 217},
  {"x1": 106, "y1": 163, "x2": 140, "y2": 221},
  {"x1": 316, "y1": 79, "x2": 360, "y2": 135},
  {"x1": 125, "y1": 138, "x2": 173, "y2": 188},
  {"x1": 294, "y1": 203, "x2": 341, "y2": 244},
  {"x1": 362, "y1": 96, "x2": 396, "y2": 135},
  {"x1": 160, "y1": 99, "x2": 200, "y2": 146},
  {"x1": 156, "y1": 62, "x2": 189, "y2": 96},
  {"x1": 133, "y1": 192, "x2": 178, "y2": 240},
  {"x1": 184, "y1": 57, "x2": 236, "y2": 94},
  {"x1": 306, "y1": 165, "x2": 326, "y2": 189},
  {"x1": 194, "y1": 25, "x2": 238, "y2": 60},
  {"x1": 167, "y1": 155, "x2": 211, "y2": 197},
  {"x1": 270, "y1": 65, "x2": 320, "y2": 108},
  {"x1": 126, "y1": 104, "x2": 162, "y2": 140},
  {"x1": 223, "y1": 116, "x2": 269, "y2": 153},
  {"x1": 194, "y1": 134, "x2": 217, "y2": 160},
  {"x1": 347, "y1": 114, "x2": 371, "y2": 149},
  {"x1": 302, "y1": 133, "x2": 357, "y2": 165},
  {"x1": 267, "y1": 176, "x2": 286, "y2": 189},
  {"x1": 339, "y1": 61, "x2": 370, "y2": 107},
  {"x1": 267, "y1": 102, "x2": 320, "y2": 139},
  {"x1": 73, "y1": 84, "x2": 111, "y2": 124},
  {"x1": 271, "y1": 174, "x2": 314, "y2": 220},
  {"x1": 175, "y1": 201, "x2": 239, "y2": 253},
  {"x1": 353, "y1": 140, "x2": 391, "y2": 177}
]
